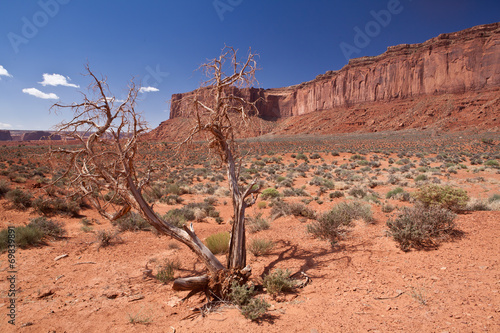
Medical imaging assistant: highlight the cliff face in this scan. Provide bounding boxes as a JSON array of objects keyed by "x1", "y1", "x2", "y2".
[
  {"x1": 170, "y1": 23, "x2": 500, "y2": 119},
  {"x1": 0, "y1": 130, "x2": 12, "y2": 141},
  {"x1": 21, "y1": 131, "x2": 61, "y2": 141}
]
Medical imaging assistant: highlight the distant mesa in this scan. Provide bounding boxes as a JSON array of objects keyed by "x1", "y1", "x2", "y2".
[
  {"x1": 147, "y1": 22, "x2": 500, "y2": 141},
  {"x1": 21, "y1": 131, "x2": 61, "y2": 141},
  {"x1": 0, "y1": 130, "x2": 12, "y2": 141}
]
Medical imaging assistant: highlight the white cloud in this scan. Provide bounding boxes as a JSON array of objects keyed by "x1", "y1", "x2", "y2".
[
  {"x1": 39, "y1": 73, "x2": 79, "y2": 88},
  {"x1": 0, "y1": 65, "x2": 13, "y2": 79},
  {"x1": 0, "y1": 122, "x2": 12, "y2": 129},
  {"x1": 22, "y1": 88, "x2": 59, "y2": 100},
  {"x1": 139, "y1": 86, "x2": 159, "y2": 93}
]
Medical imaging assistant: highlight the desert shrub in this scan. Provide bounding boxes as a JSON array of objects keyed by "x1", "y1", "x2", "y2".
[
  {"x1": 161, "y1": 194, "x2": 184, "y2": 205},
  {"x1": 205, "y1": 232, "x2": 230, "y2": 254},
  {"x1": 257, "y1": 201, "x2": 267, "y2": 209},
  {"x1": 282, "y1": 187, "x2": 309, "y2": 197},
  {"x1": 307, "y1": 200, "x2": 372, "y2": 245},
  {"x1": 96, "y1": 230, "x2": 122, "y2": 249},
  {"x1": 0, "y1": 179, "x2": 11, "y2": 197},
  {"x1": 5, "y1": 189, "x2": 33, "y2": 210},
  {"x1": 261, "y1": 188, "x2": 280, "y2": 200},
  {"x1": 295, "y1": 153, "x2": 308, "y2": 162},
  {"x1": 28, "y1": 217, "x2": 66, "y2": 238},
  {"x1": 488, "y1": 194, "x2": 500, "y2": 203},
  {"x1": 270, "y1": 200, "x2": 291, "y2": 219},
  {"x1": 386, "y1": 187, "x2": 404, "y2": 199},
  {"x1": 309, "y1": 176, "x2": 334, "y2": 189},
  {"x1": 156, "y1": 258, "x2": 180, "y2": 283},
  {"x1": 465, "y1": 198, "x2": 490, "y2": 211},
  {"x1": 163, "y1": 206, "x2": 196, "y2": 227},
  {"x1": 386, "y1": 204, "x2": 457, "y2": 251},
  {"x1": 413, "y1": 185, "x2": 469, "y2": 212},
  {"x1": 229, "y1": 281, "x2": 255, "y2": 307},
  {"x1": 348, "y1": 187, "x2": 366, "y2": 199},
  {"x1": 309, "y1": 153, "x2": 321, "y2": 159},
  {"x1": 248, "y1": 239, "x2": 274, "y2": 256},
  {"x1": 381, "y1": 203, "x2": 396, "y2": 213},
  {"x1": 32, "y1": 197, "x2": 80, "y2": 217},
  {"x1": 112, "y1": 212, "x2": 151, "y2": 232},
  {"x1": 247, "y1": 213, "x2": 270, "y2": 233},
  {"x1": 414, "y1": 174, "x2": 428, "y2": 182},
  {"x1": 263, "y1": 269, "x2": 295, "y2": 296},
  {"x1": 484, "y1": 159, "x2": 499, "y2": 167},
  {"x1": 0, "y1": 226, "x2": 44, "y2": 251},
  {"x1": 288, "y1": 202, "x2": 316, "y2": 219},
  {"x1": 240, "y1": 298, "x2": 270, "y2": 321},
  {"x1": 329, "y1": 191, "x2": 344, "y2": 199},
  {"x1": 185, "y1": 202, "x2": 219, "y2": 219}
]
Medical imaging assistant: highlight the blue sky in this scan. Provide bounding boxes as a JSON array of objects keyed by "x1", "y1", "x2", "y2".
[{"x1": 0, "y1": 0, "x2": 498, "y2": 130}]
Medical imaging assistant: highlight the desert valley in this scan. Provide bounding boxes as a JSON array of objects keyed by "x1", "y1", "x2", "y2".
[{"x1": 0, "y1": 22, "x2": 499, "y2": 333}]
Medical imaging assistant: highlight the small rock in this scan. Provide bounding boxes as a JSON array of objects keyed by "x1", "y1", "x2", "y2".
[
  {"x1": 103, "y1": 291, "x2": 119, "y2": 299},
  {"x1": 38, "y1": 289, "x2": 55, "y2": 299}
]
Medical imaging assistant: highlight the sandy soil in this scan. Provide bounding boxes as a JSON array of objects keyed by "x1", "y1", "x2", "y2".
[{"x1": 0, "y1": 144, "x2": 499, "y2": 332}]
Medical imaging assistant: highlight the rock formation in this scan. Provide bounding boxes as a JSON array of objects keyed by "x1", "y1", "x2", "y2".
[
  {"x1": 0, "y1": 130, "x2": 12, "y2": 141},
  {"x1": 22, "y1": 131, "x2": 61, "y2": 141},
  {"x1": 171, "y1": 23, "x2": 499, "y2": 120},
  {"x1": 148, "y1": 22, "x2": 500, "y2": 141}
]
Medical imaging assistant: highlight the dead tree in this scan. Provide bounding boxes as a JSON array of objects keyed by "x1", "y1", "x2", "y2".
[
  {"x1": 50, "y1": 49, "x2": 260, "y2": 299},
  {"x1": 182, "y1": 46, "x2": 261, "y2": 271}
]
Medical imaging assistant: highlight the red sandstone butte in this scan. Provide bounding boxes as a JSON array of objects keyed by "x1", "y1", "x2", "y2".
[{"x1": 148, "y1": 22, "x2": 500, "y2": 141}]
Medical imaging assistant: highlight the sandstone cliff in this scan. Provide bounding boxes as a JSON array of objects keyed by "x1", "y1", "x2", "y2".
[
  {"x1": 0, "y1": 130, "x2": 12, "y2": 141},
  {"x1": 170, "y1": 23, "x2": 499, "y2": 120},
  {"x1": 22, "y1": 131, "x2": 61, "y2": 141},
  {"x1": 147, "y1": 23, "x2": 500, "y2": 141}
]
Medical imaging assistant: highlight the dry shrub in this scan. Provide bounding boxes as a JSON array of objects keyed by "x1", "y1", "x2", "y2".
[
  {"x1": 413, "y1": 184, "x2": 469, "y2": 212},
  {"x1": 386, "y1": 204, "x2": 457, "y2": 251},
  {"x1": 248, "y1": 238, "x2": 274, "y2": 256},
  {"x1": 307, "y1": 200, "x2": 372, "y2": 245},
  {"x1": 205, "y1": 232, "x2": 230, "y2": 254}
]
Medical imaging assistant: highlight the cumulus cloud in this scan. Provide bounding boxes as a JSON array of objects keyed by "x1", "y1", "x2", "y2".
[
  {"x1": 139, "y1": 86, "x2": 159, "y2": 93},
  {"x1": 0, "y1": 122, "x2": 12, "y2": 129},
  {"x1": 39, "y1": 73, "x2": 79, "y2": 88},
  {"x1": 0, "y1": 65, "x2": 13, "y2": 79},
  {"x1": 22, "y1": 88, "x2": 59, "y2": 100}
]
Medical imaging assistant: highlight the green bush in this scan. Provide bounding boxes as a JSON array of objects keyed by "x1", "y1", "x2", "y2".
[
  {"x1": 163, "y1": 207, "x2": 196, "y2": 228},
  {"x1": 386, "y1": 187, "x2": 404, "y2": 199},
  {"x1": 248, "y1": 239, "x2": 274, "y2": 256},
  {"x1": 205, "y1": 232, "x2": 230, "y2": 254},
  {"x1": 229, "y1": 281, "x2": 255, "y2": 307},
  {"x1": 156, "y1": 258, "x2": 180, "y2": 283},
  {"x1": 261, "y1": 188, "x2": 280, "y2": 200},
  {"x1": 28, "y1": 217, "x2": 66, "y2": 238},
  {"x1": 263, "y1": 269, "x2": 295, "y2": 296},
  {"x1": 413, "y1": 185, "x2": 469, "y2": 212},
  {"x1": 0, "y1": 226, "x2": 44, "y2": 251},
  {"x1": 32, "y1": 197, "x2": 80, "y2": 217},
  {"x1": 5, "y1": 189, "x2": 33, "y2": 210},
  {"x1": 484, "y1": 159, "x2": 499, "y2": 167},
  {"x1": 386, "y1": 204, "x2": 457, "y2": 251},
  {"x1": 414, "y1": 174, "x2": 428, "y2": 182},
  {"x1": 112, "y1": 212, "x2": 151, "y2": 232},
  {"x1": 307, "y1": 201, "x2": 372, "y2": 245},
  {"x1": 240, "y1": 298, "x2": 270, "y2": 321}
]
